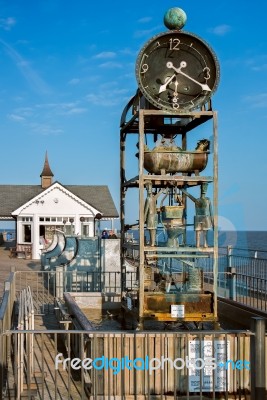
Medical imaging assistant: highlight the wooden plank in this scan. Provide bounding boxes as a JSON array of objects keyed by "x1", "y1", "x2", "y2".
[
  {"x1": 115, "y1": 335, "x2": 122, "y2": 396},
  {"x1": 128, "y1": 334, "x2": 134, "y2": 395},
  {"x1": 166, "y1": 334, "x2": 174, "y2": 393},
  {"x1": 123, "y1": 335, "x2": 130, "y2": 395},
  {"x1": 134, "y1": 333, "x2": 143, "y2": 395},
  {"x1": 154, "y1": 334, "x2": 161, "y2": 394}
]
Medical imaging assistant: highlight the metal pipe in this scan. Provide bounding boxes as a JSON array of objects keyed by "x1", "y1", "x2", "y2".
[
  {"x1": 213, "y1": 111, "x2": 218, "y2": 321},
  {"x1": 227, "y1": 245, "x2": 237, "y2": 301},
  {"x1": 250, "y1": 317, "x2": 266, "y2": 399},
  {"x1": 138, "y1": 109, "x2": 145, "y2": 328}
]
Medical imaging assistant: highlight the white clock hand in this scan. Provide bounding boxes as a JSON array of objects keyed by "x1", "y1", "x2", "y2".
[
  {"x1": 167, "y1": 61, "x2": 211, "y2": 92},
  {"x1": 173, "y1": 80, "x2": 179, "y2": 96},
  {"x1": 158, "y1": 74, "x2": 176, "y2": 93}
]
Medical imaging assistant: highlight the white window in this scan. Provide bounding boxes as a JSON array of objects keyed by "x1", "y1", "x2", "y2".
[{"x1": 22, "y1": 217, "x2": 33, "y2": 222}]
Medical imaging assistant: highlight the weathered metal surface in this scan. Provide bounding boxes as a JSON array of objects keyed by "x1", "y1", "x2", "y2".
[
  {"x1": 143, "y1": 292, "x2": 214, "y2": 321},
  {"x1": 161, "y1": 205, "x2": 184, "y2": 220},
  {"x1": 121, "y1": 105, "x2": 218, "y2": 324},
  {"x1": 144, "y1": 150, "x2": 209, "y2": 174}
]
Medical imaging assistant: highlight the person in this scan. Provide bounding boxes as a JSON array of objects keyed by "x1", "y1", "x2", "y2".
[
  {"x1": 101, "y1": 230, "x2": 109, "y2": 239},
  {"x1": 144, "y1": 183, "x2": 164, "y2": 246},
  {"x1": 39, "y1": 236, "x2": 46, "y2": 246},
  {"x1": 181, "y1": 183, "x2": 213, "y2": 248},
  {"x1": 108, "y1": 230, "x2": 117, "y2": 239}
]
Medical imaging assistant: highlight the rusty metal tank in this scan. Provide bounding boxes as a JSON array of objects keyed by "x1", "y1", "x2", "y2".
[
  {"x1": 161, "y1": 205, "x2": 185, "y2": 221},
  {"x1": 142, "y1": 139, "x2": 210, "y2": 174}
]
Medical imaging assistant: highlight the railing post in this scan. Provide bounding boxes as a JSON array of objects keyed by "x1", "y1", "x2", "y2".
[
  {"x1": 250, "y1": 317, "x2": 266, "y2": 400},
  {"x1": 0, "y1": 320, "x2": 3, "y2": 400},
  {"x1": 227, "y1": 245, "x2": 236, "y2": 300},
  {"x1": 55, "y1": 266, "x2": 64, "y2": 299}
]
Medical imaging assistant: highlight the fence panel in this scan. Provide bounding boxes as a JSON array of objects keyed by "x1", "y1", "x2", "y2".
[{"x1": 4, "y1": 329, "x2": 258, "y2": 399}]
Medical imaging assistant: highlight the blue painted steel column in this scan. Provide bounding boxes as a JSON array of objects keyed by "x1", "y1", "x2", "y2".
[
  {"x1": 227, "y1": 245, "x2": 236, "y2": 300},
  {"x1": 250, "y1": 317, "x2": 266, "y2": 399}
]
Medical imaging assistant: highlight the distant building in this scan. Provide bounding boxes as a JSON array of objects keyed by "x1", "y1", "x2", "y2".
[{"x1": 0, "y1": 153, "x2": 119, "y2": 259}]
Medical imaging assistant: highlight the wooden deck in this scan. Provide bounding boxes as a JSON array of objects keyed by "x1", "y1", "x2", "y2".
[
  {"x1": 0, "y1": 244, "x2": 83, "y2": 399},
  {"x1": 5, "y1": 313, "x2": 85, "y2": 399},
  {"x1": 0, "y1": 243, "x2": 41, "y2": 299}
]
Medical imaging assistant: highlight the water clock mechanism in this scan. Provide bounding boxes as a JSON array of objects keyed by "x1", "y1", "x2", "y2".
[{"x1": 120, "y1": 7, "x2": 220, "y2": 329}]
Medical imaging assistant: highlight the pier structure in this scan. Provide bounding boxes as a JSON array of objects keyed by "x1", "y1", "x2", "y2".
[
  {"x1": 0, "y1": 228, "x2": 267, "y2": 398},
  {"x1": 0, "y1": 7, "x2": 267, "y2": 400}
]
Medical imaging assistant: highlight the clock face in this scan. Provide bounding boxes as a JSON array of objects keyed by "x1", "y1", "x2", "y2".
[{"x1": 136, "y1": 31, "x2": 220, "y2": 112}]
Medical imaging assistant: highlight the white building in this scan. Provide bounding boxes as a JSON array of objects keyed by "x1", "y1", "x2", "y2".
[{"x1": 0, "y1": 153, "x2": 119, "y2": 259}]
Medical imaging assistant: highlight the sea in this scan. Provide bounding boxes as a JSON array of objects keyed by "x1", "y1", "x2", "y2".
[
  {"x1": 0, "y1": 229, "x2": 15, "y2": 239},
  {"x1": 129, "y1": 229, "x2": 267, "y2": 259},
  {"x1": 1, "y1": 229, "x2": 267, "y2": 258}
]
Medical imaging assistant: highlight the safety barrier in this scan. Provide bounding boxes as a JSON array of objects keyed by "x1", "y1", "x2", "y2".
[
  {"x1": 0, "y1": 259, "x2": 266, "y2": 398},
  {"x1": 17, "y1": 287, "x2": 34, "y2": 399},
  {"x1": 0, "y1": 272, "x2": 16, "y2": 399},
  {"x1": 2, "y1": 324, "x2": 266, "y2": 399}
]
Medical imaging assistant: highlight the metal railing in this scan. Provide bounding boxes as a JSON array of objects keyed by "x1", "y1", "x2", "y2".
[
  {"x1": 0, "y1": 272, "x2": 16, "y2": 399},
  {"x1": 222, "y1": 246, "x2": 267, "y2": 311},
  {"x1": 40, "y1": 254, "x2": 267, "y2": 313},
  {"x1": 3, "y1": 327, "x2": 266, "y2": 399},
  {"x1": 13, "y1": 270, "x2": 136, "y2": 314},
  {"x1": 0, "y1": 267, "x2": 266, "y2": 398},
  {"x1": 194, "y1": 246, "x2": 267, "y2": 311},
  {"x1": 17, "y1": 287, "x2": 34, "y2": 398}
]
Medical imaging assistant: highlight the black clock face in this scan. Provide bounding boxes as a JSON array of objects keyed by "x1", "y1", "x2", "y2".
[{"x1": 136, "y1": 31, "x2": 220, "y2": 112}]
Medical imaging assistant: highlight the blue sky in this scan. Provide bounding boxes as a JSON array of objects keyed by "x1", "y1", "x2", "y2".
[{"x1": 0, "y1": 0, "x2": 267, "y2": 231}]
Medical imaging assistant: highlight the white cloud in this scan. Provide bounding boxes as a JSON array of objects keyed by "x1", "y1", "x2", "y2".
[
  {"x1": 120, "y1": 48, "x2": 136, "y2": 57},
  {"x1": 209, "y1": 24, "x2": 231, "y2": 36},
  {"x1": 246, "y1": 55, "x2": 267, "y2": 71},
  {"x1": 68, "y1": 78, "x2": 80, "y2": 85},
  {"x1": 93, "y1": 51, "x2": 116, "y2": 59},
  {"x1": 138, "y1": 17, "x2": 152, "y2": 24},
  {"x1": 134, "y1": 25, "x2": 162, "y2": 38},
  {"x1": 99, "y1": 61, "x2": 122, "y2": 69},
  {"x1": 0, "y1": 39, "x2": 51, "y2": 95},
  {"x1": 8, "y1": 114, "x2": 25, "y2": 122},
  {"x1": 34, "y1": 101, "x2": 87, "y2": 116},
  {"x1": 86, "y1": 93, "x2": 118, "y2": 107},
  {"x1": 64, "y1": 107, "x2": 87, "y2": 115},
  {"x1": 0, "y1": 17, "x2": 16, "y2": 30},
  {"x1": 12, "y1": 107, "x2": 33, "y2": 117},
  {"x1": 30, "y1": 122, "x2": 63, "y2": 136},
  {"x1": 17, "y1": 60, "x2": 30, "y2": 67},
  {"x1": 251, "y1": 64, "x2": 267, "y2": 72},
  {"x1": 86, "y1": 88, "x2": 128, "y2": 107},
  {"x1": 16, "y1": 39, "x2": 30, "y2": 45},
  {"x1": 36, "y1": 102, "x2": 76, "y2": 110},
  {"x1": 243, "y1": 93, "x2": 267, "y2": 108}
]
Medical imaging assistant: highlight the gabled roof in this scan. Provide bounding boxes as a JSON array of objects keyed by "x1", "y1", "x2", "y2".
[{"x1": 0, "y1": 183, "x2": 118, "y2": 218}]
